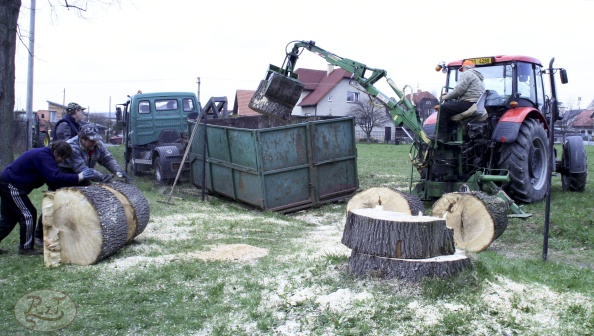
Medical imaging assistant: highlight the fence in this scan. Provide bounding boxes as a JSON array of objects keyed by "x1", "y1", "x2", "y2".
[{"x1": 355, "y1": 127, "x2": 413, "y2": 144}]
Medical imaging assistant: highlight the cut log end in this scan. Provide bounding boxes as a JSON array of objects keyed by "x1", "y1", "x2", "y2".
[
  {"x1": 341, "y1": 208, "x2": 455, "y2": 259},
  {"x1": 348, "y1": 249, "x2": 472, "y2": 281},
  {"x1": 43, "y1": 186, "x2": 128, "y2": 266},
  {"x1": 431, "y1": 191, "x2": 508, "y2": 252},
  {"x1": 346, "y1": 187, "x2": 425, "y2": 216}
]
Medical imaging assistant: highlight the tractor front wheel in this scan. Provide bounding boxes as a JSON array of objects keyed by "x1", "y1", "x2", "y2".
[{"x1": 498, "y1": 118, "x2": 550, "y2": 203}]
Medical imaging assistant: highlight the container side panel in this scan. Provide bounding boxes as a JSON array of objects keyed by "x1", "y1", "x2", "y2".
[
  {"x1": 263, "y1": 169, "x2": 311, "y2": 209},
  {"x1": 205, "y1": 127, "x2": 231, "y2": 162},
  {"x1": 259, "y1": 126, "x2": 308, "y2": 172},
  {"x1": 234, "y1": 171, "x2": 264, "y2": 207},
  {"x1": 316, "y1": 160, "x2": 359, "y2": 199},
  {"x1": 228, "y1": 130, "x2": 258, "y2": 170},
  {"x1": 311, "y1": 118, "x2": 356, "y2": 162},
  {"x1": 210, "y1": 165, "x2": 235, "y2": 199},
  {"x1": 189, "y1": 155, "x2": 212, "y2": 190}
]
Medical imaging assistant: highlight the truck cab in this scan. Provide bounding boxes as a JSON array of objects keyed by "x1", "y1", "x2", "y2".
[{"x1": 117, "y1": 92, "x2": 199, "y2": 184}]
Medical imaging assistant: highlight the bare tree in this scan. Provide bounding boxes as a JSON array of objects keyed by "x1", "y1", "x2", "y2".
[
  {"x1": 0, "y1": 0, "x2": 117, "y2": 170},
  {"x1": 348, "y1": 97, "x2": 392, "y2": 143}
]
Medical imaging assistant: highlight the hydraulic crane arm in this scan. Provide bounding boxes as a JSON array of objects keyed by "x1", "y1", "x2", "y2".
[{"x1": 281, "y1": 40, "x2": 431, "y2": 145}]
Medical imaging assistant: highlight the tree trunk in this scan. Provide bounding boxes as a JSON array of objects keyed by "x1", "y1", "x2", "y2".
[
  {"x1": 99, "y1": 181, "x2": 150, "y2": 242},
  {"x1": 42, "y1": 186, "x2": 129, "y2": 266},
  {"x1": 341, "y1": 208, "x2": 455, "y2": 259},
  {"x1": 348, "y1": 250, "x2": 471, "y2": 281},
  {"x1": 346, "y1": 187, "x2": 424, "y2": 216},
  {"x1": 0, "y1": 0, "x2": 21, "y2": 170},
  {"x1": 431, "y1": 191, "x2": 508, "y2": 252}
]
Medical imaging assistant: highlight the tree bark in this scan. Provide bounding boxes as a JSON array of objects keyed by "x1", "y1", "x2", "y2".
[
  {"x1": 348, "y1": 250, "x2": 471, "y2": 281},
  {"x1": 42, "y1": 186, "x2": 128, "y2": 266},
  {"x1": 0, "y1": 0, "x2": 21, "y2": 170},
  {"x1": 346, "y1": 187, "x2": 424, "y2": 216},
  {"x1": 341, "y1": 208, "x2": 455, "y2": 259},
  {"x1": 99, "y1": 181, "x2": 150, "y2": 242},
  {"x1": 431, "y1": 191, "x2": 508, "y2": 252}
]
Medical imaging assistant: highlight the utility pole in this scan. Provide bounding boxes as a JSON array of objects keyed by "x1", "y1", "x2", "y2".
[
  {"x1": 108, "y1": 96, "x2": 111, "y2": 141},
  {"x1": 25, "y1": 0, "x2": 37, "y2": 150},
  {"x1": 197, "y1": 77, "x2": 201, "y2": 104}
]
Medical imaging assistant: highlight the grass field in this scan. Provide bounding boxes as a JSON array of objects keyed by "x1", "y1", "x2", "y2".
[{"x1": 1, "y1": 143, "x2": 593, "y2": 335}]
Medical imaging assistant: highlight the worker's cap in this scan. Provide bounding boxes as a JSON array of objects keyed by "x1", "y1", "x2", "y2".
[
  {"x1": 66, "y1": 102, "x2": 87, "y2": 114},
  {"x1": 460, "y1": 60, "x2": 475, "y2": 71},
  {"x1": 79, "y1": 124, "x2": 102, "y2": 141}
]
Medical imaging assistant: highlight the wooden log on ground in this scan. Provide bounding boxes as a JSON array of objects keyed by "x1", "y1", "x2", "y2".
[
  {"x1": 348, "y1": 249, "x2": 472, "y2": 281},
  {"x1": 42, "y1": 186, "x2": 129, "y2": 266},
  {"x1": 341, "y1": 208, "x2": 455, "y2": 259},
  {"x1": 99, "y1": 181, "x2": 150, "y2": 243},
  {"x1": 431, "y1": 191, "x2": 508, "y2": 252},
  {"x1": 346, "y1": 187, "x2": 424, "y2": 216}
]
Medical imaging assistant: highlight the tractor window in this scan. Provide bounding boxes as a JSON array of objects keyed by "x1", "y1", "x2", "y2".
[
  {"x1": 182, "y1": 98, "x2": 195, "y2": 112},
  {"x1": 155, "y1": 99, "x2": 178, "y2": 111},
  {"x1": 516, "y1": 62, "x2": 537, "y2": 105},
  {"x1": 138, "y1": 100, "x2": 150, "y2": 114},
  {"x1": 535, "y1": 66, "x2": 544, "y2": 111},
  {"x1": 475, "y1": 65, "x2": 513, "y2": 106}
]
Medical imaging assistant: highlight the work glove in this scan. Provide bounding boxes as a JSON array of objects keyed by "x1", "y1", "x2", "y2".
[
  {"x1": 80, "y1": 167, "x2": 103, "y2": 181},
  {"x1": 101, "y1": 174, "x2": 114, "y2": 183},
  {"x1": 116, "y1": 170, "x2": 133, "y2": 184}
]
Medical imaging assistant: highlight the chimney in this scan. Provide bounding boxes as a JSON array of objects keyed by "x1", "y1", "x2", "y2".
[{"x1": 327, "y1": 64, "x2": 334, "y2": 76}]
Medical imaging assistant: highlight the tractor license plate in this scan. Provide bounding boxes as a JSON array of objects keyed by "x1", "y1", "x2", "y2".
[{"x1": 469, "y1": 57, "x2": 494, "y2": 65}]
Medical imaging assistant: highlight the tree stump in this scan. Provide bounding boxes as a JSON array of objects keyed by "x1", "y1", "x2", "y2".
[
  {"x1": 98, "y1": 181, "x2": 150, "y2": 243},
  {"x1": 431, "y1": 191, "x2": 509, "y2": 252},
  {"x1": 346, "y1": 187, "x2": 424, "y2": 216},
  {"x1": 342, "y1": 208, "x2": 455, "y2": 259},
  {"x1": 348, "y1": 249, "x2": 471, "y2": 281},
  {"x1": 42, "y1": 186, "x2": 129, "y2": 266}
]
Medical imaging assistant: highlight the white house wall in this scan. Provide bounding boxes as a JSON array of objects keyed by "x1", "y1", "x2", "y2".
[{"x1": 292, "y1": 79, "x2": 358, "y2": 117}]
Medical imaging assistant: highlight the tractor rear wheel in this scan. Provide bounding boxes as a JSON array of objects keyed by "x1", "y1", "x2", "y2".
[{"x1": 498, "y1": 118, "x2": 549, "y2": 203}]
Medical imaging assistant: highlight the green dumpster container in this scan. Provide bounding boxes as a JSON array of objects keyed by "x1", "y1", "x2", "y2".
[{"x1": 189, "y1": 115, "x2": 359, "y2": 213}]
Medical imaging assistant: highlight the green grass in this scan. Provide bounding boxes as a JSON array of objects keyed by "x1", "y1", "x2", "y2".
[{"x1": 1, "y1": 143, "x2": 593, "y2": 335}]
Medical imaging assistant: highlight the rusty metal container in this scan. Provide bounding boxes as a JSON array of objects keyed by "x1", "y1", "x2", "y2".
[{"x1": 188, "y1": 115, "x2": 359, "y2": 213}]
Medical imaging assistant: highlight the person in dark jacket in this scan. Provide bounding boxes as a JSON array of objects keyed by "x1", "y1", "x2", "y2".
[
  {"x1": 33, "y1": 124, "x2": 132, "y2": 245},
  {"x1": 53, "y1": 102, "x2": 86, "y2": 141},
  {"x1": 0, "y1": 141, "x2": 101, "y2": 255}
]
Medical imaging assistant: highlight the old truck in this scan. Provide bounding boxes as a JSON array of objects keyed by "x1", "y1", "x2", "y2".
[
  {"x1": 248, "y1": 40, "x2": 587, "y2": 215},
  {"x1": 116, "y1": 91, "x2": 231, "y2": 185}
]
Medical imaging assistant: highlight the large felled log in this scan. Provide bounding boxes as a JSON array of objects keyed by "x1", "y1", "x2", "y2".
[
  {"x1": 341, "y1": 208, "x2": 455, "y2": 259},
  {"x1": 42, "y1": 186, "x2": 129, "y2": 266},
  {"x1": 99, "y1": 181, "x2": 150, "y2": 242},
  {"x1": 348, "y1": 249, "x2": 472, "y2": 281},
  {"x1": 431, "y1": 191, "x2": 508, "y2": 252},
  {"x1": 346, "y1": 187, "x2": 424, "y2": 216}
]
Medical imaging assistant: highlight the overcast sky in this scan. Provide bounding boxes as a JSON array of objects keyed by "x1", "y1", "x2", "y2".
[{"x1": 14, "y1": 0, "x2": 594, "y2": 113}]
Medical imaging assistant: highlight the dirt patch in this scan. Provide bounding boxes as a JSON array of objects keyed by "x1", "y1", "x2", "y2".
[{"x1": 102, "y1": 244, "x2": 269, "y2": 271}]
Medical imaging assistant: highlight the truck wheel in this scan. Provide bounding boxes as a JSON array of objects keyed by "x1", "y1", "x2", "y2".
[
  {"x1": 498, "y1": 118, "x2": 549, "y2": 203},
  {"x1": 561, "y1": 136, "x2": 587, "y2": 192},
  {"x1": 153, "y1": 157, "x2": 170, "y2": 185},
  {"x1": 38, "y1": 132, "x2": 50, "y2": 147},
  {"x1": 128, "y1": 161, "x2": 139, "y2": 177}
]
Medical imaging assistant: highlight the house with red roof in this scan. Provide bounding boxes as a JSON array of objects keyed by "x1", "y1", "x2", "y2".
[{"x1": 233, "y1": 66, "x2": 358, "y2": 117}]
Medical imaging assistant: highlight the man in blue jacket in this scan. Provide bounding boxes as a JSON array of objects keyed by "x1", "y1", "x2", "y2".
[
  {"x1": 53, "y1": 102, "x2": 86, "y2": 141},
  {"x1": 0, "y1": 141, "x2": 101, "y2": 255}
]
